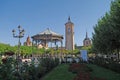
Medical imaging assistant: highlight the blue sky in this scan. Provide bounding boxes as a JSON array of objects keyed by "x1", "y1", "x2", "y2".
[{"x1": 0, "y1": 0, "x2": 111, "y2": 46}]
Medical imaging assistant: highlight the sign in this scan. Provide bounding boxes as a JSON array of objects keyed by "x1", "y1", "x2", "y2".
[{"x1": 80, "y1": 50, "x2": 88, "y2": 61}]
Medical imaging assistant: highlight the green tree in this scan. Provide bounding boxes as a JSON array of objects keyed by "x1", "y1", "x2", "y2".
[
  {"x1": 81, "y1": 45, "x2": 92, "y2": 54},
  {"x1": 109, "y1": 0, "x2": 120, "y2": 58},
  {"x1": 0, "y1": 43, "x2": 13, "y2": 54},
  {"x1": 92, "y1": 13, "x2": 112, "y2": 54},
  {"x1": 92, "y1": 0, "x2": 120, "y2": 59}
]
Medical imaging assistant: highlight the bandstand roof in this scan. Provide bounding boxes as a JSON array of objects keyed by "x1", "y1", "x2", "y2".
[
  {"x1": 39, "y1": 28, "x2": 61, "y2": 36},
  {"x1": 31, "y1": 28, "x2": 63, "y2": 42}
]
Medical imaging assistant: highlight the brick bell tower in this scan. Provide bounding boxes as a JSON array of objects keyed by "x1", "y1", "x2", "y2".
[{"x1": 65, "y1": 16, "x2": 75, "y2": 50}]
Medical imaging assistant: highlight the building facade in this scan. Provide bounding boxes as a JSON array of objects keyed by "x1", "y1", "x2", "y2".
[
  {"x1": 24, "y1": 36, "x2": 32, "y2": 46},
  {"x1": 65, "y1": 17, "x2": 75, "y2": 50}
]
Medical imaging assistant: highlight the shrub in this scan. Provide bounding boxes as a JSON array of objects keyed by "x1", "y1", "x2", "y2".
[
  {"x1": 40, "y1": 58, "x2": 59, "y2": 72},
  {"x1": 108, "y1": 63, "x2": 120, "y2": 73},
  {"x1": 0, "y1": 57, "x2": 60, "y2": 80}
]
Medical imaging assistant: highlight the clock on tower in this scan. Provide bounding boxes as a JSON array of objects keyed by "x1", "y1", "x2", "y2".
[{"x1": 68, "y1": 27, "x2": 71, "y2": 34}]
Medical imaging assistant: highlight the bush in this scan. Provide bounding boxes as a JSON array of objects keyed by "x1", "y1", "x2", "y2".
[
  {"x1": 89, "y1": 56, "x2": 120, "y2": 73},
  {"x1": 40, "y1": 58, "x2": 59, "y2": 72},
  {"x1": 0, "y1": 57, "x2": 60, "y2": 80},
  {"x1": 108, "y1": 63, "x2": 120, "y2": 73}
]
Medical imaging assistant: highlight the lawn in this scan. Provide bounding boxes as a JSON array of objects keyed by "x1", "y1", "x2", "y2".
[
  {"x1": 41, "y1": 64, "x2": 120, "y2": 80},
  {"x1": 41, "y1": 64, "x2": 76, "y2": 80},
  {"x1": 87, "y1": 64, "x2": 120, "y2": 80}
]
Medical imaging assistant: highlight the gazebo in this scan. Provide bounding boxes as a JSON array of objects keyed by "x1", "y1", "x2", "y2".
[
  {"x1": 31, "y1": 28, "x2": 63, "y2": 57},
  {"x1": 31, "y1": 28, "x2": 63, "y2": 47},
  {"x1": 31, "y1": 28, "x2": 63, "y2": 59}
]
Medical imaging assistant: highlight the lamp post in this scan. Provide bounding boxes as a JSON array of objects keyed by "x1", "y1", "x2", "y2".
[
  {"x1": 12, "y1": 25, "x2": 25, "y2": 71},
  {"x1": 44, "y1": 33, "x2": 47, "y2": 57}
]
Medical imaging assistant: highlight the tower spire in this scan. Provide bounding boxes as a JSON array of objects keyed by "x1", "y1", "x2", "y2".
[
  {"x1": 68, "y1": 16, "x2": 71, "y2": 22},
  {"x1": 86, "y1": 31, "x2": 88, "y2": 39}
]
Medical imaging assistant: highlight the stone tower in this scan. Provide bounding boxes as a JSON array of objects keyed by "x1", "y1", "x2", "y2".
[
  {"x1": 65, "y1": 16, "x2": 75, "y2": 50},
  {"x1": 83, "y1": 32, "x2": 91, "y2": 46}
]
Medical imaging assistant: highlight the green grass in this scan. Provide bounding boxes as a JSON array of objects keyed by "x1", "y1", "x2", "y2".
[
  {"x1": 41, "y1": 64, "x2": 76, "y2": 80},
  {"x1": 87, "y1": 64, "x2": 120, "y2": 80},
  {"x1": 41, "y1": 64, "x2": 120, "y2": 80}
]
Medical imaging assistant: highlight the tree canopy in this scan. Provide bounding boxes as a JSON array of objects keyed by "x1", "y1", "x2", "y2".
[{"x1": 92, "y1": 0, "x2": 120, "y2": 58}]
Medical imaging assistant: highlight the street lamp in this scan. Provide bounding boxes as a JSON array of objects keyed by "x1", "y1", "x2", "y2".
[
  {"x1": 12, "y1": 25, "x2": 25, "y2": 71},
  {"x1": 44, "y1": 33, "x2": 47, "y2": 56}
]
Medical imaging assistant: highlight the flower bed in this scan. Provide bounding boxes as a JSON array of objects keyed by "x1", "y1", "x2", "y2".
[
  {"x1": 69, "y1": 63, "x2": 106, "y2": 80},
  {"x1": 69, "y1": 63, "x2": 86, "y2": 73},
  {"x1": 74, "y1": 72, "x2": 90, "y2": 80}
]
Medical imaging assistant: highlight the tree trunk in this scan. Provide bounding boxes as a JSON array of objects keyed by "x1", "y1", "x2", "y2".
[{"x1": 117, "y1": 48, "x2": 119, "y2": 59}]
